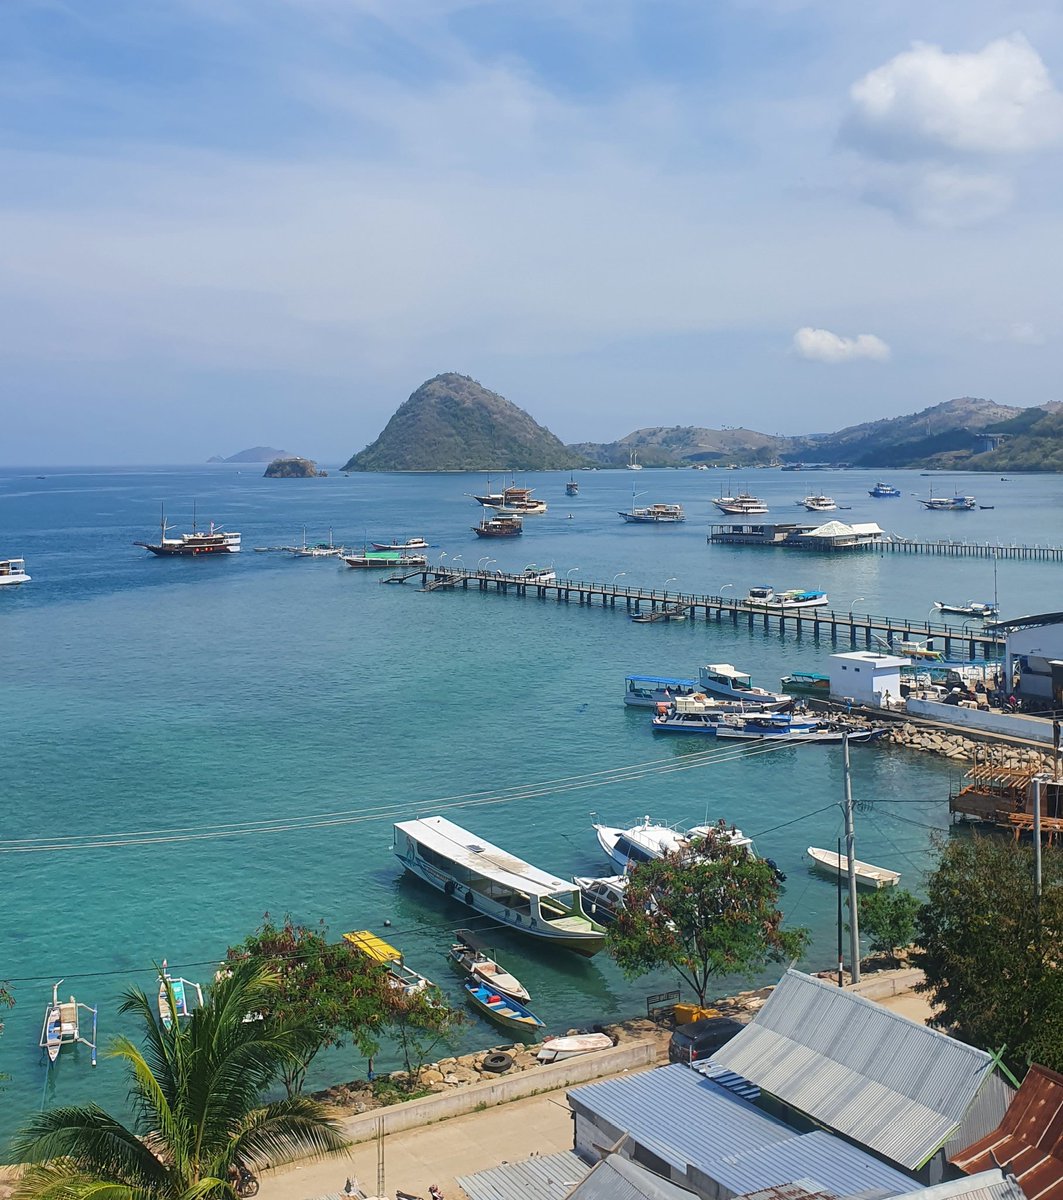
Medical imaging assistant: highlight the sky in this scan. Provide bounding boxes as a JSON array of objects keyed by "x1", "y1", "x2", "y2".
[{"x1": 3, "y1": 0, "x2": 1063, "y2": 464}]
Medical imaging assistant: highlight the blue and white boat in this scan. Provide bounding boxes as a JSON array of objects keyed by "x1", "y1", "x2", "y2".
[
  {"x1": 625, "y1": 666, "x2": 790, "y2": 710},
  {"x1": 462, "y1": 979, "x2": 545, "y2": 1033},
  {"x1": 869, "y1": 482, "x2": 901, "y2": 498},
  {"x1": 652, "y1": 698, "x2": 812, "y2": 736},
  {"x1": 744, "y1": 585, "x2": 828, "y2": 610},
  {"x1": 714, "y1": 716, "x2": 886, "y2": 743},
  {"x1": 157, "y1": 962, "x2": 203, "y2": 1029}
]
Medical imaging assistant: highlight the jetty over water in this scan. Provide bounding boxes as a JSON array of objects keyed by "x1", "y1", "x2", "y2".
[{"x1": 386, "y1": 566, "x2": 1006, "y2": 661}]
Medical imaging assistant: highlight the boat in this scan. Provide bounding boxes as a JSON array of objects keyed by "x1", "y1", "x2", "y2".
[
  {"x1": 565, "y1": 477, "x2": 579, "y2": 496},
  {"x1": 343, "y1": 549, "x2": 429, "y2": 567},
  {"x1": 624, "y1": 673, "x2": 783, "y2": 710},
  {"x1": 698, "y1": 663, "x2": 792, "y2": 706},
  {"x1": 393, "y1": 816, "x2": 607, "y2": 955},
  {"x1": 135, "y1": 504, "x2": 241, "y2": 555},
  {"x1": 292, "y1": 529, "x2": 344, "y2": 557},
  {"x1": 712, "y1": 492, "x2": 769, "y2": 516},
  {"x1": 920, "y1": 489, "x2": 975, "y2": 511},
  {"x1": 449, "y1": 929, "x2": 531, "y2": 1003},
  {"x1": 572, "y1": 875, "x2": 627, "y2": 924},
  {"x1": 343, "y1": 930, "x2": 435, "y2": 997},
  {"x1": 472, "y1": 514, "x2": 523, "y2": 538},
  {"x1": 979, "y1": 506, "x2": 995, "y2": 510},
  {"x1": 653, "y1": 700, "x2": 817, "y2": 736},
  {"x1": 618, "y1": 498, "x2": 685, "y2": 523},
  {"x1": 626, "y1": 450, "x2": 643, "y2": 471},
  {"x1": 462, "y1": 979, "x2": 545, "y2": 1033},
  {"x1": 780, "y1": 671, "x2": 830, "y2": 694},
  {"x1": 713, "y1": 716, "x2": 882, "y2": 743},
  {"x1": 593, "y1": 816, "x2": 754, "y2": 872},
  {"x1": 158, "y1": 962, "x2": 203, "y2": 1029},
  {"x1": 891, "y1": 639, "x2": 945, "y2": 661},
  {"x1": 807, "y1": 846, "x2": 900, "y2": 888},
  {"x1": 802, "y1": 495, "x2": 837, "y2": 512},
  {"x1": 743, "y1": 585, "x2": 828, "y2": 610},
  {"x1": 38, "y1": 981, "x2": 98, "y2": 1067},
  {"x1": 631, "y1": 607, "x2": 687, "y2": 622},
  {"x1": 474, "y1": 484, "x2": 547, "y2": 515},
  {"x1": 934, "y1": 600, "x2": 1000, "y2": 619},
  {"x1": 869, "y1": 483, "x2": 901, "y2": 497},
  {"x1": 521, "y1": 566, "x2": 556, "y2": 584},
  {"x1": 537, "y1": 1032, "x2": 613, "y2": 1063},
  {"x1": 370, "y1": 537, "x2": 430, "y2": 552},
  {"x1": 0, "y1": 557, "x2": 31, "y2": 585}
]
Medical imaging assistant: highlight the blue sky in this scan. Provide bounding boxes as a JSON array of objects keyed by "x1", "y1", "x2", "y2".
[{"x1": 3, "y1": 0, "x2": 1063, "y2": 463}]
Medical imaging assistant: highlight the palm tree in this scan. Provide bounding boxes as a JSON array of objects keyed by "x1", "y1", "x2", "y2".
[{"x1": 13, "y1": 960, "x2": 349, "y2": 1200}]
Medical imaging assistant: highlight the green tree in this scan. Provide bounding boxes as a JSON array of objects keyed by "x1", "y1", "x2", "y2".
[
  {"x1": 607, "y1": 826, "x2": 808, "y2": 1005},
  {"x1": 12, "y1": 960, "x2": 347, "y2": 1200},
  {"x1": 912, "y1": 835, "x2": 1063, "y2": 1075},
  {"x1": 858, "y1": 888, "x2": 920, "y2": 965}
]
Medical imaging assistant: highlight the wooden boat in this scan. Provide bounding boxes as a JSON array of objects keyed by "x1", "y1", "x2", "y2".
[
  {"x1": 449, "y1": 929, "x2": 530, "y2": 1003},
  {"x1": 371, "y1": 537, "x2": 429, "y2": 551},
  {"x1": 38, "y1": 980, "x2": 98, "y2": 1066},
  {"x1": 394, "y1": 816, "x2": 607, "y2": 956},
  {"x1": 618, "y1": 502, "x2": 685, "y2": 524},
  {"x1": 462, "y1": 980, "x2": 544, "y2": 1033},
  {"x1": 472, "y1": 514, "x2": 523, "y2": 538},
  {"x1": 536, "y1": 1032, "x2": 612, "y2": 1063},
  {"x1": 158, "y1": 962, "x2": 203, "y2": 1029},
  {"x1": 343, "y1": 549, "x2": 428, "y2": 568},
  {"x1": 807, "y1": 846, "x2": 900, "y2": 888},
  {"x1": 135, "y1": 503, "x2": 241, "y2": 555},
  {"x1": 343, "y1": 930, "x2": 435, "y2": 997}
]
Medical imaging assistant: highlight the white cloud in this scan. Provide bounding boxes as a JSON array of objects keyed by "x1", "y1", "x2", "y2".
[
  {"x1": 857, "y1": 163, "x2": 1014, "y2": 227},
  {"x1": 793, "y1": 327, "x2": 891, "y2": 363},
  {"x1": 846, "y1": 34, "x2": 1063, "y2": 158}
]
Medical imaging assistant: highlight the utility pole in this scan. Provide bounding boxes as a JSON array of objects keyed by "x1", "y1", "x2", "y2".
[
  {"x1": 843, "y1": 733, "x2": 861, "y2": 984},
  {"x1": 1033, "y1": 775, "x2": 1043, "y2": 916},
  {"x1": 837, "y1": 835, "x2": 844, "y2": 987}
]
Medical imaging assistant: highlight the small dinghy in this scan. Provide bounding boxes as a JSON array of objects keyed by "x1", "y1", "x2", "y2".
[
  {"x1": 463, "y1": 980, "x2": 545, "y2": 1033},
  {"x1": 536, "y1": 1032, "x2": 613, "y2": 1063},
  {"x1": 450, "y1": 929, "x2": 531, "y2": 1003},
  {"x1": 807, "y1": 846, "x2": 900, "y2": 889}
]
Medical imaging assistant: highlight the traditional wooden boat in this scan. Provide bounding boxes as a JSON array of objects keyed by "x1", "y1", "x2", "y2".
[
  {"x1": 472, "y1": 514, "x2": 523, "y2": 538},
  {"x1": 158, "y1": 962, "x2": 203, "y2": 1029},
  {"x1": 463, "y1": 980, "x2": 545, "y2": 1033},
  {"x1": 807, "y1": 846, "x2": 900, "y2": 888},
  {"x1": 393, "y1": 816, "x2": 607, "y2": 955},
  {"x1": 536, "y1": 1032, "x2": 612, "y2": 1063},
  {"x1": 449, "y1": 929, "x2": 530, "y2": 1003},
  {"x1": 343, "y1": 549, "x2": 429, "y2": 568},
  {"x1": 38, "y1": 980, "x2": 98, "y2": 1066},
  {"x1": 343, "y1": 930, "x2": 435, "y2": 997}
]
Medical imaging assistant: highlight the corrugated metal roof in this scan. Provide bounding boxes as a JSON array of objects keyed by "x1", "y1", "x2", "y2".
[
  {"x1": 734, "y1": 1182, "x2": 838, "y2": 1200},
  {"x1": 889, "y1": 1169, "x2": 1027, "y2": 1200},
  {"x1": 951, "y1": 1064, "x2": 1063, "y2": 1200},
  {"x1": 710, "y1": 971, "x2": 997, "y2": 1170},
  {"x1": 567, "y1": 1156, "x2": 701, "y2": 1199},
  {"x1": 457, "y1": 1150, "x2": 589, "y2": 1200},
  {"x1": 711, "y1": 1130, "x2": 915, "y2": 1199},
  {"x1": 569, "y1": 1063, "x2": 794, "y2": 1172},
  {"x1": 693, "y1": 1059, "x2": 762, "y2": 1102}
]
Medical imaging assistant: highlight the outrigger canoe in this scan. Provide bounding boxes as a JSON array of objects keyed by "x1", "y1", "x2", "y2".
[{"x1": 462, "y1": 980, "x2": 544, "y2": 1033}]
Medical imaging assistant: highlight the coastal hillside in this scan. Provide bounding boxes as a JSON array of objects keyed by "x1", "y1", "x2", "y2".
[
  {"x1": 343, "y1": 373, "x2": 588, "y2": 472},
  {"x1": 209, "y1": 446, "x2": 291, "y2": 463},
  {"x1": 968, "y1": 403, "x2": 1063, "y2": 472},
  {"x1": 263, "y1": 456, "x2": 324, "y2": 478},
  {"x1": 571, "y1": 425, "x2": 790, "y2": 467}
]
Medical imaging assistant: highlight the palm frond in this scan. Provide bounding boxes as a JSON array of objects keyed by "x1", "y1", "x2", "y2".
[
  {"x1": 12, "y1": 1165, "x2": 157, "y2": 1200},
  {"x1": 10, "y1": 1107, "x2": 168, "y2": 1190},
  {"x1": 107, "y1": 1037, "x2": 187, "y2": 1172},
  {"x1": 224, "y1": 1096, "x2": 349, "y2": 1171}
]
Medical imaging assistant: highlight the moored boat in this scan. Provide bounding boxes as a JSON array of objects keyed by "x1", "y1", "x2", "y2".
[
  {"x1": 807, "y1": 846, "x2": 900, "y2": 888},
  {"x1": 713, "y1": 492, "x2": 768, "y2": 516},
  {"x1": 626, "y1": 450, "x2": 643, "y2": 471},
  {"x1": 714, "y1": 717, "x2": 885, "y2": 743},
  {"x1": 565, "y1": 477, "x2": 579, "y2": 496},
  {"x1": 572, "y1": 875, "x2": 627, "y2": 924},
  {"x1": 0, "y1": 557, "x2": 31, "y2": 585},
  {"x1": 449, "y1": 929, "x2": 530, "y2": 1003},
  {"x1": 869, "y1": 482, "x2": 901, "y2": 497},
  {"x1": 521, "y1": 566, "x2": 556, "y2": 583},
  {"x1": 934, "y1": 600, "x2": 999, "y2": 618},
  {"x1": 780, "y1": 671, "x2": 830, "y2": 694},
  {"x1": 920, "y1": 489, "x2": 975, "y2": 510},
  {"x1": 343, "y1": 930, "x2": 435, "y2": 996},
  {"x1": 158, "y1": 962, "x2": 203, "y2": 1029},
  {"x1": 135, "y1": 505, "x2": 241, "y2": 556},
  {"x1": 593, "y1": 815, "x2": 754, "y2": 872},
  {"x1": 393, "y1": 816, "x2": 607, "y2": 955},
  {"x1": 371, "y1": 536, "x2": 430, "y2": 551},
  {"x1": 536, "y1": 1032, "x2": 614, "y2": 1063},
  {"x1": 802, "y1": 495, "x2": 837, "y2": 512},
  {"x1": 343, "y1": 549, "x2": 429, "y2": 567},
  {"x1": 473, "y1": 513, "x2": 523, "y2": 538},
  {"x1": 698, "y1": 663, "x2": 792, "y2": 707},
  {"x1": 479, "y1": 485, "x2": 546, "y2": 514},
  {"x1": 38, "y1": 981, "x2": 98, "y2": 1066},
  {"x1": 462, "y1": 980, "x2": 545, "y2": 1033},
  {"x1": 744, "y1": 585, "x2": 828, "y2": 610},
  {"x1": 618, "y1": 501, "x2": 685, "y2": 523},
  {"x1": 624, "y1": 673, "x2": 777, "y2": 710}
]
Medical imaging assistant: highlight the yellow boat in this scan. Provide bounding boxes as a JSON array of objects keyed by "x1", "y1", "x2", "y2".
[{"x1": 343, "y1": 931, "x2": 435, "y2": 997}]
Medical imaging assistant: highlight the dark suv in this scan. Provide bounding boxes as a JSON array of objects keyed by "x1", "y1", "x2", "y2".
[{"x1": 668, "y1": 1016, "x2": 745, "y2": 1064}]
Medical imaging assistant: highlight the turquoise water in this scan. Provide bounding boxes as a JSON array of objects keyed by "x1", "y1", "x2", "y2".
[{"x1": 2, "y1": 464, "x2": 1061, "y2": 1145}]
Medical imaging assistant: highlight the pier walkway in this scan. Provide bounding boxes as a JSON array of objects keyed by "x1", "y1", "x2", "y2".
[
  {"x1": 878, "y1": 537, "x2": 1063, "y2": 562},
  {"x1": 386, "y1": 567, "x2": 1006, "y2": 660}
]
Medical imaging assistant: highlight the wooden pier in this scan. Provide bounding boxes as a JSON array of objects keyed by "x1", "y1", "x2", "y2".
[
  {"x1": 879, "y1": 538, "x2": 1063, "y2": 562},
  {"x1": 386, "y1": 567, "x2": 1006, "y2": 661}
]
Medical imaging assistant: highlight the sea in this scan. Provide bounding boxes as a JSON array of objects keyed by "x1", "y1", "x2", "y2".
[{"x1": 2, "y1": 463, "x2": 1062, "y2": 1145}]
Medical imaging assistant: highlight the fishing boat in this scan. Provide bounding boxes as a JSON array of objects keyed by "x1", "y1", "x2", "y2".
[
  {"x1": 653, "y1": 700, "x2": 816, "y2": 736},
  {"x1": 343, "y1": 549, "x2": 429, "y2": 567},
  {"x1": 449, "y1": 929, "x2": 531, "y2": 1003},
  {"x1": 462, "y1": 980, "x2": 545, "y2": 1033},
  {"x1": 744, "y1": 585, "x2": 829, "y2": 610},
  {"x1": 807, "y1": 846, "x2": 900, "y2": 888},
  {"x1": 869, "y1": 482, "x2": 901, "y2": 498},
  {"x1": 618, "y1": 500, "x2": 685, "y2": 524},
  {"x1": 627, "y1": 450, "x2": 643, "y2": 471},
  {"x1": 0, "y1": 557, "x2": 31, "y2": 585},
  {"x1": 38, "y1": 981, "x2": 98, "y2": 1066},
  {"x1": 393, "y1": 816, "x2": 607, "y2": 955},
  {"x1": 565, "y1": 477, "x2": 579, "y2": 496},
  {"x1": 802, "y1": 495, "x2": 837, "y2": 512},
  {"x1": 631, "y1": 607, "x2": 687, "y2": 622},
  {"x1": 343, "y1": 931, "x2": 435, "y2": 997},
  {"x1": 572, "y1": 875, "x2": 627, "y2": 924},
  {"x1": 135, "y1": 504, "x2": 241, "y2": 555},
  {"x1": 780, "y1": 671, "x2": 830, "y2": 695},
  {"x1": 291, "y1": 529, "x2": 344, "y2": 557},
  {"x1": 370, "y1": 536, "x2": 430, "y2": 552},
  {"x1": 920, "y1": 489, "x2": 975, "y2": 510},
  {"x1": 624, "y1": 673, "x2": 781, "y2": 710},
  {"x1": 593, "y1": 816, "x2": 754, "y2": 871},
  {"x1": 698, "y1": 663, "x2": 792, "y2": 706},
  {"x1": 714, "y1": 717, "x2": 885, "y2": 744},
  {"x1": 537, "y1": 1032, "x2": 613, "y2": 1063},
  {"x1": 158, "y1": 962, "x2": 203, "y2": 1029},
  {"x1": 934, "y1": 600, "x2": 999, "y2": 619},
  {"x1": 712, "y1": 492, "x2": 769, "y2": 516},
  {"x1": 472, "y1": 513, "x2": 523, "y2": 538}
]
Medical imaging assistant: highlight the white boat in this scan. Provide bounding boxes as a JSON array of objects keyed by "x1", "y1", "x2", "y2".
[
  {"x1": 652, "y1": 700, "x2": 813, "y2": 736},
  {"x1": 593, "y1": 815, "x2": 753, "y2": 872},
  {"x1": 343, "y1": 930, "x2": 435, "y2": 997},
  {"x1": 744, "y1": 585, "x2": 828, "y2": 610},
  {"x1": 698, "y1": 663, "x2": 792, "y2": 707},
  {"x1": 371, "y1": 537, "x2": 430, "y2": 551},
  {"x1": 618, "y1": 501, "x2": 685, "y2": 523},
  {"x1": 920, "y1": 489, "x2": 975, "y2": 511},
  {"x1": 713, "y1": 493, "x2": 768, "y2": 516},
  {"x1": 537, "y1": 1032, "x2": 613, "y2": 1063},
  {"x1": 869, "y1": 483, "x2": 901, "y2": 498},
  {"x1": 572, "y1": 875, "x2": 627, "y2": 924},
  {"x1": 627, "y1": 450, "x2": 643, "y2": 471},
  {"x1": 475, "y1": 484, "x2": 547, "y2": 514},
  {"x1": 292, "y1": 529, "x2": 344, "y2": 557},
  {"x1": 802, "y1": 495, "x2": 837, "y2": 512},
  {"x1": 521, "y1": 566, "x2": 556, "y2": 584},
  {"x1": 393, "y1": 816, "x2": 607, "y2": 955},
  {"x1": 0, "y1": 558, "x2": 31, "y2": 585},
  {"x1": 624, "y1": 675, "x2": 779, "y2": 711},
  {"x1": 807, "y1": 846, "x2": 900, "y2": 888},
  {"x1": 449, "y1": 928, "x2": 530, "y2": 1003},
  {"x1": 38, "y1": 981, "x2": 98, "y2": 1066},
  {"x1": 158, "y1": 962, "x2": 203, "y2": 1029},
  {"x1": 934, "y1": 600, "x2": 999, "y2": 618},
  {"x1": 135, "y1": 504, "x2": 241, "y2": 555},
  {"x1": 714, "y1": 717, "x2": 884, "y2": 744}
]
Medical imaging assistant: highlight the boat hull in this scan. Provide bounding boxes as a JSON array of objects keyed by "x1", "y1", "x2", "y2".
[
  {"x1": 136, "y1": 543, "x2": 238, "y2": 556},
  {"x1": 463, "y1": 981, "x2": 544, "y2": 1032},
  {"x1": 807, "y1": 846, "x2": 900, "y2": 888}
]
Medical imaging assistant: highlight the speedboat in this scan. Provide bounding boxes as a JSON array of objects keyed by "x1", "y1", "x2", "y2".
[
  {"x1": 652, "y1": 696, "x2": 802, "y2": 735},
  {"x1": 802, "y1": 495, "x2": 837, "y2": 512},
  {"x1": 744, "y1": 585, "x2": 828, "y2": 610},
  {"x1": 807, "y1": 846, "x2": 900, "y2": 888},
  {"x1": 869, "y1": 483, "x2": 901, "y2": 498},
  {"x1": 593, "y1": 816, "x2": 753, "y2": 872},
  {"x1": 713, "y1": 492, "x2": 768, "y2": 516},
  {"x1": 618, "y1": 502, "x2": 685, "y2": 523},
  {"x1": 697, "y1": 663, "x2": 792, "y2": 707},
  {"x1": 521, "y1": 566, "x2": 556, "y2": 584},
  {"x1": 934, "y1": 600, "x2": 999, "y2": 619},
  {"x1": 780, "y1": 671, "x2": 830, "y2": 695},
  {"x1": 0, "y1": 558, "x2": 31, "y2": 585},
  {"x1": 344, "y1": 549, "x2": 428, "y2": 567},
  {"x1": 572, "y1": 875, "x2": 627, "y2": 924}
]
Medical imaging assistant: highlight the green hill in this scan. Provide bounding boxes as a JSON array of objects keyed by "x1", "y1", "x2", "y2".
[
  {"x1": 571, "y1": 425, "x2": 789, "y2": 467},
  {"x1": 343, "y1": 373, "x2": 588, "y2": 472}
]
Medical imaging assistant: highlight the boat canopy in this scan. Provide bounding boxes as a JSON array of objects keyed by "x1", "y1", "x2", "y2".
[
  {"x1": 626, "y1": 673, "x2": 696, "y2": 686},
  {"x1": 395, "y1": 816, "x2": 575, "y2": 898},
  {"x1": 343, "y1": 930, "x2": 402, "y2": 964},
  {"x1": 703, "y1": 663, "x2": 752, "y2": 683}
]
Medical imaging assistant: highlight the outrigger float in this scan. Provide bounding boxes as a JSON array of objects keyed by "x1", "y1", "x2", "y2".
[{"x1": 39, "y1": 980, "x2": 98, "y2": 1066}]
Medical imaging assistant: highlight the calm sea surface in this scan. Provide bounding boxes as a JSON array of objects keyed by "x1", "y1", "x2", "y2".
[{"x1": 2, "y1": 463, "x2": 1062, "y2": 1144}]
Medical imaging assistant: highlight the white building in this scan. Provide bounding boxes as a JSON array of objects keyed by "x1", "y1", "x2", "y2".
[
  {"x1": 829, "y1": 651, "x2": 907, "y2": 708},
  {"x1": 988, "y1": 611, "x2": 1063, "y2": 703}
]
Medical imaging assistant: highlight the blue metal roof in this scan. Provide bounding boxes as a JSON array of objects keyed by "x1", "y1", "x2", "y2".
[{"x1": 626, "y1": 674, "x2": 698, "y2": 685}]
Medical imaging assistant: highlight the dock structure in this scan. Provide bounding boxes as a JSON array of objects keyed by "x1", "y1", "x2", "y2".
[
  {"x1": 386, "y1": 567, "x2": 1006, "y2": 661},
  {"x1": 950, "y1": 764, "x2": 1063, "y2": 842}
]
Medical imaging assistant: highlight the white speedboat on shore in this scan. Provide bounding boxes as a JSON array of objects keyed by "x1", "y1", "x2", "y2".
[
  {"x1": 0, "y1": 558, "x2": 30, "y2": 585},
  {"x1": 744, "y1": 585, "x2": 828, "y2": 610},
  {"x1": 593, "y1": 815, "x2": 753, "y2": 872}
]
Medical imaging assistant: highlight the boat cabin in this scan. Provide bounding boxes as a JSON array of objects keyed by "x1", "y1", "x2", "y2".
[{"x1": 624, "y1": 672, "x2": 699, "y2": 707}]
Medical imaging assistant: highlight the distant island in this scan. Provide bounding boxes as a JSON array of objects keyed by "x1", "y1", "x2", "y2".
[
  {"x1": 263, "y1": 457, "x2": 326, "y2": 478},
  {"x1": 208, "y1": 446, "x2": 292, "y2": 464}
]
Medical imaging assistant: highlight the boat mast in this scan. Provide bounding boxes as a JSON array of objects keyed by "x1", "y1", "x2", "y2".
[
  {"x1": 843, "y1": 733, "x2": 861, "y2": 984},
  {"x1": 192, "y1": 499, "x2": 197, "y2": 534}
]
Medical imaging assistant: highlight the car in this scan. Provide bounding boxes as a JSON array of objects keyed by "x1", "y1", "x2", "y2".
[{"x1": 667, "y1": 1016, "x2": 746, "y2": 1064}]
